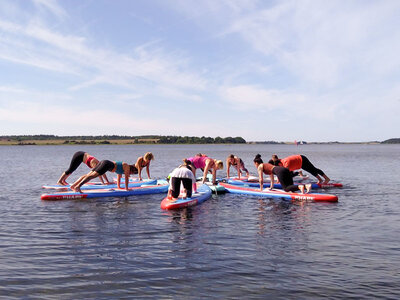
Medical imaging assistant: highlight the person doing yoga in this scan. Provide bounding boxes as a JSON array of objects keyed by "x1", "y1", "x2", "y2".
[{"x1": 253, "y1": 154, "x2": 311, "y2": 194}]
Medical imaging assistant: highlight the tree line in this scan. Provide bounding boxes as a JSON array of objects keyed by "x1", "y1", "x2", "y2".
[{"x1": 1, "y1": 135, "x2": 247, "y2": 144}]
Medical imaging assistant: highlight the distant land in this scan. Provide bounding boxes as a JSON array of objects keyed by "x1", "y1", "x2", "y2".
[
  {"x1": 0, "y1": 135, "x2": 246, "y2": 145},
  {"x1": 0, "y1": 135, "x2": 399, "y2": 145}
]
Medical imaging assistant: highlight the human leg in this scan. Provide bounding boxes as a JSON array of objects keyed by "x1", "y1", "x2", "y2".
[
  {"x1": 57, "y1": 151, "x2": 85, "y2": 185},
  {"x1": 181, "y1": 178, "x2": 193, "y2": 198},
  {"x1": 300, "y1": 155, "x2": 330, "y2": 183}
]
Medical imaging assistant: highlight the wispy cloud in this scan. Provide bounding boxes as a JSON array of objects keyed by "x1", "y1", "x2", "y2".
[
  {"x1": 0, "y1": 4, "x2": 209, "y2": 103},
  {"x1": 32, "y1": 0, "x2": 67, "y2": 19}
]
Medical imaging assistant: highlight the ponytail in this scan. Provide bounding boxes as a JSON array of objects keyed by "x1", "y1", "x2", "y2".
[{"x1": 254, "y1": 154, "x2": 263, "y2": 164}]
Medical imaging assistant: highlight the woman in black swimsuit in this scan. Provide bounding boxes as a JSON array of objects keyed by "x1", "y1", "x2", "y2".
[{"x1": 226, "y1": 154, "x2": 249, "y2": 179}]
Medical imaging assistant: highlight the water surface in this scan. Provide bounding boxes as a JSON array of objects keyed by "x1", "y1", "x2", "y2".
[{"x1": 0, "y1": 144, "x2": 399, "y2": 299}]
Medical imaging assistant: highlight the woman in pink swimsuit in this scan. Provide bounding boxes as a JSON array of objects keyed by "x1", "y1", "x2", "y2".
[{"x1": 186, "y1": 154, "x2": 223, "y2": 185}]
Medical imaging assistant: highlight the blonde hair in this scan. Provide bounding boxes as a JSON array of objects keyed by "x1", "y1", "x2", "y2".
[
  {"x1": 215, "y1": 160, "x2": 223, "y2": 170},
  {"x1": 144, "y1": 152, "x2": 154, "y2": 161}
]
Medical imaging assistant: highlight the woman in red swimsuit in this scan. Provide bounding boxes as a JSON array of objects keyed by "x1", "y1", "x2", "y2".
[
  {"x1": 278, "y1": 154, "x2": 330, "y2": 184},
  {"x1": 253, "y1": 154, "x2": 311, "y2": 193}
]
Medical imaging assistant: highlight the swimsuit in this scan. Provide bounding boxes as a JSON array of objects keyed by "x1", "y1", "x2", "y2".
[
  {"x1": 93, "y1": 160, "x2": 115, "y2": 176},
  {"x1": 85, "y1": 155, "x2": 95, "y2": 168},
  {"x1": 282, "y1": 155, "x2": 325, "y2": 177},
  {"x1": 187, "y1": 156, "x2": 209, "y2": 169},
  {"x1": 232, "y1": 158, "x2": 248, "y2": 173},
  {"x1": 115, "y1": 161, "x2": 124, "y2": 175},
  {"x1": 281, "y1": 155, "x2": 302, "y2": 171}
]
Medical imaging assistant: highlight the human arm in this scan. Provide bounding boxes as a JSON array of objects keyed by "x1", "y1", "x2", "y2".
[
  {"x1": 124, "y1": 173, "x2": 130, "y2": 191},
  {"x1": 269, "y1": 174, "x2": 274, "y2": 190},
  {"x1": 102, "y1": 174, "x2": 111, "y2": 184},
  {"x1": 189, "y1": 172, "x2": 197, "y2": 193},
  {"x1": 212, "y1": 168, "x2": 217, "y2": 185},
  {"x1": 202, "y1": 159, "x2": 212, "y2": 184},
  {"x1": 146, "y1": 163, "x2": 151, "y2": 179},
  {"x1": 136, "y1": 157, "x2": 143, "y2": 181},
  {"x1": 117, "y1": 174, "x2": 122, "y2": 189},
  {"x1": 226, "y1": 159, "x2": 231, "y2": 178},
  {"x1": 258, "y1": 165, "x2": 264, "y2": 191}
]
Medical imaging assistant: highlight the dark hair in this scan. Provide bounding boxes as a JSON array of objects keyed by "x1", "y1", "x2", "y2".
[
  {"x1": 182, "y1": 159, "x2": 194, "y2": 171},
  {"x1": 272, "y1": 154, "x2": 279, "y2": 160},
  {"x1": 229, "y1": 154, "x2": 234, "y2": 159},
  {"x1": 254, "y1": 154, "x2": 263, "y2": 164}
]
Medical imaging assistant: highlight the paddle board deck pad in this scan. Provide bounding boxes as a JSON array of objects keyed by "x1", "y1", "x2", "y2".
[
  {"x1": 227, "y1": 178, "x2": 342, "y2": 189},
  {"x1": 205, "y1": 182, "x2": 226, "y2": 194},
  {"x1": 160, "y1": 183, "x2": 212, "y2": 210},
  {"x1": 219, "y1": 182, "x2": 338, "y2": 202},
  {"x1": 41, "y1": 180, "x2": 169, "y2": 200},
  {"x1": 42, "y1": 179, "x2": 157, "y2": 190},
  {"x1": 196, "y1": 174, "x2": 224, "y2": 183}
]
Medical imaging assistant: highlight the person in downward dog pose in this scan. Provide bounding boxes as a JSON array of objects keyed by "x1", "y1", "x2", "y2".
[
  {"x1": 167, "y1": 159, "x2": 197, "y2": 200},
  {"x1": 186, "y1": 154, "x2": 223, "y2": 185},
  {"x1": 70, "y1": 160, "x2": 137, "y2": 193},
  {"x1": 226, "y1": 154, "x2": 249, "y2": 179},
  {"x1": 277, "y1": 154, "x2": 330, "y2": 184},
  {"x1": 57, "y1": 151, "x2": 110, "y2": 186},
  {"x1": 134, "y1": 152, "x2": 154, "y2": 181},
  {"x1": 253, "y1": 154, "x2": 311, "y2": 193},
  {"x1": 268, "y1": 154, "x2": 305, "y2": 178}
]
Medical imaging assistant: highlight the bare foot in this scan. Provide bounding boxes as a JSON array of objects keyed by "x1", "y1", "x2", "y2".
[
  {"x1": 299, "y1": 185, "x2": 305, "y2": 194},
  {"x1": 305, "y1": 184, "x2": 312, "y2": 193},
  {"x1": 323, "y1": 175, "x2": 331, "y2": 184},
  {"x1": 58, "y1": 180, "x2": 68, "y2": 186},
  {"x1": 72, "y1": 186, "x2": 82, "y2": 193}
]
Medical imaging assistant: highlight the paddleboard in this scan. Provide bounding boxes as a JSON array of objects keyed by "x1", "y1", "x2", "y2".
[
  {"x1": 41, "y1": 180, "x2": 169, "y2": 201},
  {"x1": 205, "y1": 182, "x2": 226, "y2": 194},
  {"x1": 227, "y1": 178, "x2": 342, "y2": 189},
  {"x1": 231, "y1": 175, "x2": 310, "y2": 182},
  {"x1": 42, "y1": 179, "x2": 157, "y2": 190},
  {"x1": 160, "y1": 183, "x2": 212, "y2": 210},
  {"x1": 219, "y1": 182, "x2": 338, "y2": 202}
]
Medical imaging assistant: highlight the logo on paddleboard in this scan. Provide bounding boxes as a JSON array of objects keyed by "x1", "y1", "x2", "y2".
[{"x1": 293, "y1": 195, "x2": 314, "y2": 201}]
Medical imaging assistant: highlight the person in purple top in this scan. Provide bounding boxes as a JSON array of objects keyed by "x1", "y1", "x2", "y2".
[{"x1": 186, "y1": 154, "x2": 223, "y2": 185}]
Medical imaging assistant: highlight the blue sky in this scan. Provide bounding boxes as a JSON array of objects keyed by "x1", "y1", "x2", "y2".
[{"x1": 0, "y1": 0, "x2": 399, "y2": 142}]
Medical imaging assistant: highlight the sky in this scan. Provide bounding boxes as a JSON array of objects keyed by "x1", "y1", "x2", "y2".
[{"x1": 0, "y1": 0, "x2": 399, "y2": 142}]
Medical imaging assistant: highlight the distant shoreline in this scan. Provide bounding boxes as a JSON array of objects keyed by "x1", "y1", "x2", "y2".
[
  {"x1": 0, "y1": 139, "x2": 390, "y2": 146},
  {"x1": 1, "y1": 135, "x2": 398, "y2": 145}
]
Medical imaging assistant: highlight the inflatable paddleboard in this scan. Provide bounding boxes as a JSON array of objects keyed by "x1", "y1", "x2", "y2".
[
  {"x1": 41, "y1": 180, "x2": 169, "y2": 201},
  {"x1": 204, "y1": 182, "x2": 226, "y2": 194},
  {"x1": 230, "y1": 175, "x2": 310, "y2": 182},
  {"x1": 42, "y1": 179, "x2": 157, "y2": 190},
  {"x1": 219, "y1": 182, "x2": 338, "y2": 202},
  {"x1": 160, "y1": 183, "x2": 212, "y2": 210},
  {"x1": 227, "y1": 178, "x2": 342, "y2": 189}
]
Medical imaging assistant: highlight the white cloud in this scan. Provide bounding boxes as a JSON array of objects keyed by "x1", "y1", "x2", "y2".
[{"x1": 0, "y1": 12, "x2": 209, "y2": 102}]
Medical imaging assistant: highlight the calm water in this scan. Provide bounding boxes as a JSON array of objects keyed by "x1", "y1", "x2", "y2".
[{"x1": 0, "y1": 144, "x2": 399, "y2": 299}]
